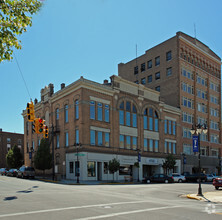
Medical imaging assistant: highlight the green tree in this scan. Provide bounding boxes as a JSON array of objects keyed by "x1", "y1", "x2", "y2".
[
  {"x1": 0, "y1": 0, "x2": 43, "y2": 62},
  {"x1": 6, "y1": 145, "x2": 23, "y2": 168},
  {"x1": 34, "y1": 138, "x2": 52, "y2": 175},
  {"x1": 162, "y1": 154, "x2": 176, "y2": 175},
  {"x1": 108, "y1": 158, "x2": 120, "y2": 182}
]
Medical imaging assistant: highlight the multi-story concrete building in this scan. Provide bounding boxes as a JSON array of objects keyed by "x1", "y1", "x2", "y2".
[
  {"x1": 118, "y1": 31, "x2": 222, "y2": 174},
  {"x1": 23, "y1": 75, "x2": 181, "y2": 181},
  {"x1": 0, "y1": 129, "x2": 24, "y2": 168}
]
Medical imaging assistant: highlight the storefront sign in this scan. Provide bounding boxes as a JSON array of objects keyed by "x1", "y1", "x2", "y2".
[{"x1": 145, "y1": 158, "x2": 158, "y2": 165}]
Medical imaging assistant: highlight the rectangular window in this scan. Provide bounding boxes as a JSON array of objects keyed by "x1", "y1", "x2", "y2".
[
  {"x1": 132, "y1": 113, "x2": 137, "y2": 128},
  {"x1": 56, "y1": 135, "x2": 59, "y2": 148},
  {"x1": 90, "y1": 130, "x2": 95, "y2": 145},
  {"x1": 75, "y1": 129, "x2": 79, "y2": 144},
  {"x1": 173, "y1": 143, "x2": 176, "y2": 154},
  {"x1": 65, "y1": 132, "x2": 69, "y2": 147},
  {"x1": 98, "y1": 131, "x2": 103, "y2": 146},
  {"x1": 32, "y1": 141, "x2": 35, "y2": 151},
  {"x1": 141, "y1": 78, "x2": 146, "y2": 85},
  {"x1": 126, "y1": 112, "x2": 131, "y2": 126},
  {"x1": 132, "y1": 137, "x2": 137, "y2": 150},
  {"x1": 144, "y1": 116, "x2": 148, "y2": 129},
  {"x1": 166, "y1": 67, "x2": 172, "y2": 76},
  {"x1": 65, "y1": 105, "x2": 68, "y2": 123},
  {"x1": 105, "y1": 133, "x2": 110, "y2": 147},
  {"x1": 173, "y1": 122, "x2": 176, "y2": 135},
  {"x1": 87, "y1": 162, "x2": 96, "y2": 177},
  {"x1": 56, "y1": 108, "x2": 59, "y2": 120},
  {"x1": 164, "y1": 120, "x2": 167, "y2": 134},
  {"x1": 164, "y1": 142, "x2": 167, "y2": 153},
  {"x1": 155, "y1": 56, "x2": 160, "y2": 66},
  {"x1": 155, "y1": 118, "x2": 158, "y2": 131},
  {"x1": 154, "y1": 140, "x2": 158, "y2": 152},
  {"x1": 119, "y1": 135, "x2": 124, "y2": 148},
  {"x1": 134, "y1": 66, "x2": 138, "y2": 74},
  {"x1": 166, "y1": 51, "x2": 172, "y2": 61},
  {"x1": 148, "y1": 60, "x2": 152, "y2": 69},
  {"x1": 97, "y1": 103, "x2": 102, "y2": 121},
  {"x1": 168, "y1": 142, "x2": 172, "y2": 153},
  {"x1": 155, "y1": 86, "x2": 160, "y2": 92},
  {"x1": 69, "y1": 162, "x2": 74, "y2": 173},
  {"x1": 155, "y1": 72, "x2": 160, "y2": 80},
  {"x1": 141, "y1": 63, "x2": 145, "y2": 72},
  {"x1": 149, "y1": 139, "x2": 153, "y2": 152},
  {"x1": 105, "y1": 105, "x2": 109, "y2": 122},
  {"x1": 90, "y1": 101, "x2": 95, "y2": 119},
  {"x1": 126, "y1": 136, "x2": 131, "y2": 149},
  {"x1": 148, "y1": 75, "x2": 152, "y2": 83},
  {"x1": 119, "y1": 110, "x2": 124, "y2": 125},
  {"x1": 144, "y1": 139, "x2": 148, "y2": 151},
  {"x1": 149, "y1": 117, "x2": 153, "y2": 131}
]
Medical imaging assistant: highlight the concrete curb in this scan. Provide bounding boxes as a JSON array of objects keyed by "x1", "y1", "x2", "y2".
[{"x1": 186, "y1": 194, "x2": 203, "y2": 201}]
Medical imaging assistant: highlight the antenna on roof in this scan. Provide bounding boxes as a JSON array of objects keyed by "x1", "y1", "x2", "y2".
[{"x1": 194, "y1": 23, "x2": 197, "y2": 44}]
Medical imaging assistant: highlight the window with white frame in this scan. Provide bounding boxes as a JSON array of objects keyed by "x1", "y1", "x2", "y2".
[
  {"x1": 210, "y1": 108, "x2": 219, "y2": 117},
  {"x1": 211, "y1": 148, "x2": 219, "y2": 157},
  {"x1": 182, "y1": 97, "x2": 194, "y2": 109},
  {"x1": 210, "y1": 120, "x2": 219, "y2": 130},
  {"x1": 182, "y1": 112, "x2": 194, "y2": 124},
  {"x1": 183, "y1": 127, "x2": 192, "y2": 139},
  {"x1": 183, "y1": 143, "x2": 193, "y2": 155},
  {"x1": 210, "y1": 134, "x2": 219, "y2": 143},
  {"x1": 65, "y1": 132, "x2": 69, "y2": 147}
]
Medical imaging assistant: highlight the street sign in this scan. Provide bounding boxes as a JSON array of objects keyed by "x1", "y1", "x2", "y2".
[
  {"x1": 192, "y1": 135, "x2": 199, "y2": 153},
  {"x1": 75, "y1": 153, "x2": 85, "y2": 156},
  {"x1": 138, "y1": 152, "x2": 141, "y2": 162}
]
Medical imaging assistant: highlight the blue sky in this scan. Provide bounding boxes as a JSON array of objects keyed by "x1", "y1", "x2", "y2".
[{"x1": 1, "y1": 0, "x2": 222, "y2": 134}]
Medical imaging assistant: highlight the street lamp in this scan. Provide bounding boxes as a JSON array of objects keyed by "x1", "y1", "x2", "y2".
[
  {"x1": 137, "y1": 149, "x2": 141, "y2": 182},
  {"x1": 190, "y1": 123, "x2": 208, "y2": 196},
  {"x1": 74, "y1": 142, "x2": 82, "y2": 184}
]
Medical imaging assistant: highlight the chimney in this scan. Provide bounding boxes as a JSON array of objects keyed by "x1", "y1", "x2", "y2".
[
  {"x1": 61, "y1": 83, "x2": 65, "y2": 89},
  {"x1": 49, "y1": 83, "x2": 54, "y2": 96},
  {"x1": 103, "y1": 79, "x2": 108, "y2": 84},
  {"x1": 34, "y1": 98, "x2": 38, "y2": 104}
]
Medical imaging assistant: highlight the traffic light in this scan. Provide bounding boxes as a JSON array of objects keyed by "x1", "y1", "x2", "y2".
[
  {"x1": 43, "y1": 125, "x2": 49, "y2": 138},
  {"x1": 26, "y1": 101, "x2": 35, "y2": 122},
  {"x1": 38, "y1": 118, "x2": 45, "y2": 134}
]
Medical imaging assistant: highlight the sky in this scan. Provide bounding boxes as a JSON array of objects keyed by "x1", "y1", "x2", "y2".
[{"x1": 1, "y1": 0, "x2": 222, "y2": 134}]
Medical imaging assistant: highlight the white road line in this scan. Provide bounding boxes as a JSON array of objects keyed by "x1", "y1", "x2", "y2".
[
  {"x1": 0, "y1": 200, "x2": 150, "y2": 218},
  {"x1": 73, "y1": 205, "x2": 183, "y2": 220}
]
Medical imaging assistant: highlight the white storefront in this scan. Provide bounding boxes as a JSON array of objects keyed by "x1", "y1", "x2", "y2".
[{"x1": 65, "y1": 152, "x2": 181, "y2": 181}]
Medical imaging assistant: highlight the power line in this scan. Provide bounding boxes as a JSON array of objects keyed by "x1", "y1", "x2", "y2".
[{"x1": 13, "y1": 52, "x2": 32, "y2": 100}]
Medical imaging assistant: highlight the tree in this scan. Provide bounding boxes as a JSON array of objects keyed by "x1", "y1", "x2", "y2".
[
  {"x1": 162, "y1": 154, "x2": 176, "y2": 175},
  {"x1": 6, "y1": 144, "x2": 23, "y2": 168},
  {"x1": 108, "y1": 158, "x2": 120, "y2": 182},
  {"x1": 0, "y1": 0, "x2": 43, "y2": 62},
  {"x1": 34, "y1": 138, "x2": 52, "y2": 175}
]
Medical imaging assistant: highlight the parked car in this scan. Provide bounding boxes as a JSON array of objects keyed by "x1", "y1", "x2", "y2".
[
  {"x1": 0, "y1": 168, "x2": 8, "y2": 176},
  {"x1": 213, "y1": 177, "x2": 222, "y2": 190},
  {"x1": 143, "y1": 174, "x2": 174, "y2": 184},
  {"x1": 6, "y1": 169, "x2": 18, "y2": 177},
  {"x1": 169, "y1": 173, "x2": 186, "y2": 183},
  {"x1": 17, "y1": 166, "x2": 35, "y2": 179},
  {"x1": 182, "y1": 172, "x2": 207, "y2": 182},
  {"x1": 206, "y1": 174, "x2": 218, "y2": 182}
]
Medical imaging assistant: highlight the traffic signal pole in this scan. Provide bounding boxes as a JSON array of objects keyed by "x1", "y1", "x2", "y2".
[{"x1": 51, "y1": 125, "x2": 55, "y2": 181}]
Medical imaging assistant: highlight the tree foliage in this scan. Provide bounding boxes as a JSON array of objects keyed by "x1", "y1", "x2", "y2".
[
  {"x1": 0, "y1": 0, "x2": 42, "y2": 62},
  {"x1": 6, "y1": 145, "x2": 23, "y2": 168},
  {"x1": 34, "y1": 138, "x2": 52, "y2": 173},
  {"x1": 108, "y1": 158, "x2": 120, "y2": 181},
  {"x1": 162, "y1": 154, "x2": 176, "y2": 174}
]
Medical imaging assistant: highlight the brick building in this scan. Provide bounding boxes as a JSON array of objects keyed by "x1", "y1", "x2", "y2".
[
  {"x1": 118, "y1": 31, "x2": 222, "y2": 174},
  {"x1": 0, "y1": 129, "x2": 24, "y2": 168},
  {"x1": 23, "y1": 75, "x2": 182, "y2": 181}
]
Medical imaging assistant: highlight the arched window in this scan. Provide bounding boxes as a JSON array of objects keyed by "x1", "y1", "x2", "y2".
[
  {"x1": 56, "y1": 108, "x2": 59, "y2": 120},
  {"x1": 119, "y1": 101, "x2": 137, "y2": 128},
  {"x1": 65, "y1": 104, "x2": 68, "y2": 123},
  {"x1": 144, "y1": 108, "x2": 159, "y2": 131}
]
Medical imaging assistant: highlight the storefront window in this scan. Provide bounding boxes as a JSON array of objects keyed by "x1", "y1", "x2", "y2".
[
  {"x1": 87, "y1": 162, "x2": 96, "y2": 177},
  {"x1": 119, "y1": 165, "x2": 132, "y2": 175},
  {"x1": 104, "y1": 162, "x2": 108, "y2": 174},
  {"x1": 69, "y1": 162, "x2": 74, "y2": 173}
]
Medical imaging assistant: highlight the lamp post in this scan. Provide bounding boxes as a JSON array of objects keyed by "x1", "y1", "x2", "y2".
[
  {"x1": 190, "y1": 123, "x2": 207, "y2": 196},
  {"x1": 74, "y1": 142, "x2": 82, "y2": 184},
  {"x1": 137, "y1": 149, "x2": 141, "y2": 182}
]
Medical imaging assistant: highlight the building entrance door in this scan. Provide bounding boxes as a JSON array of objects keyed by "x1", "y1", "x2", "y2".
[{"x1": 97, "y1": 162, "x2": 102, "y2": 181}]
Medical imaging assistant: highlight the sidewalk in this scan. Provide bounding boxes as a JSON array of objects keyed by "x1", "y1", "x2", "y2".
[{"x1": 186, "y1": 191, "x2": 222, "y2": 203}]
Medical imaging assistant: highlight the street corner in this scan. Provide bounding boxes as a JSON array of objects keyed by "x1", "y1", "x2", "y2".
[
  {"x1": 186, "y1": 194, "x2": 205, "y2": 201},
  {"x1": 185, "y1": 191, "x2": 222, "y2": 203}
]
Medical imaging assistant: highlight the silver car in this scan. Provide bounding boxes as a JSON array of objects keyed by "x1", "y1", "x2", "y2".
[{"x1": 169, "y1": 173, "x2": 186, "y2": 183}]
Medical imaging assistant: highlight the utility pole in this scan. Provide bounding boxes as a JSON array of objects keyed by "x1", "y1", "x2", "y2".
[{"x1": 51, "y1": 125, "x2": 55, "y2": 181}]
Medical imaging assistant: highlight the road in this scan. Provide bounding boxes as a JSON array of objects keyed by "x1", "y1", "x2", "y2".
[{"x1": 0, "y1": 176, "x2": 222, "y2": 220}]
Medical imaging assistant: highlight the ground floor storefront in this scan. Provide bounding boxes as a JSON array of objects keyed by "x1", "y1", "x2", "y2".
[{"x1": 64, "y1": 152, "x2": 181, "y2": 181}]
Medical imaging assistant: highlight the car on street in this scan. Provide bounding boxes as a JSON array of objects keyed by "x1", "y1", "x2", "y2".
[
  {"x1": 169, "y1": 173, "x2": 186, "y2": 183},
  {"x1": 206, "y1": 174, "x2": 218, "y2": 182},
  {"x1": 6, "y1": 169, "x2": 18, "y2": 177},
  {"x1": 143, "y1": 174, "x2": 174, "y2": 184},
  {"x1": 17, "y1": 166, "x2": 35, "y2": 179},
  {"x1": 0, "y1": 168, "x2": 8, "y2": 176},
  {"x1": 213, "y1": 177, "x2": 222, "y2": 190}
]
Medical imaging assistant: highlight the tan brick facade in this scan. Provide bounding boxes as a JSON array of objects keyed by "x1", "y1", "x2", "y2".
[
  {"x1": 23, "y1": 76, "x2": 182, "y2": 181},
  {"x1": 118, "y1": 32, "x2": 222, "y2": 174}
]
